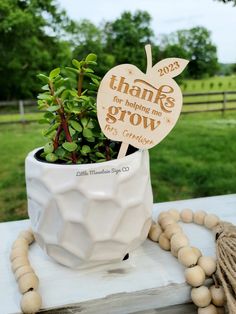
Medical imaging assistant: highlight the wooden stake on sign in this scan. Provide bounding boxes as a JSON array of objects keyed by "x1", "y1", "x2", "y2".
[
  {"x1": 96, "y1": 45, "x2": 189, "y2": 159},
  {"x1": 117, "y1": 142, "x2": 129, "y2": 159},
  {"x1": 117, "y1": 45, "x2": 153, "y2": 159}
]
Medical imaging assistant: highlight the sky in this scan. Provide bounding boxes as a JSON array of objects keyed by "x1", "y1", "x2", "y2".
[{"x1": 58, "y1": 0, "x2": 236, "y2": 64}]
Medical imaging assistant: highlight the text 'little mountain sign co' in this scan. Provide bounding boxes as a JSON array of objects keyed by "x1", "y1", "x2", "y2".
[{"x1": 97, "y1": 45, "x2": 189, "y2": 158}]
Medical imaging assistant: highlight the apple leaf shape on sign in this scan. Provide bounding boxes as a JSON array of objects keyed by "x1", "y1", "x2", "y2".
[
  {"x1": 96, "y1": 45, "x2": 189, "y2": 158},
  {"x1": 151, "y1": 58, "x2": 189, "y2": 78}
]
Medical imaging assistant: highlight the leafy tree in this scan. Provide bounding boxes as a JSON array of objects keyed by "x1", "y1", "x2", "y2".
[
  {"x1": 160, "y1": 27, "x2": 219, "y2": 79},
  {"x1": 217, "y1": 0, "x2": 236, "y2": 4},
  {"x1": 70, "y1": 20, "x2": 115, "y2": 77},
  {"x1": 231, "y1": 63, "x2": 236, "y2": 73},
  {"x1": 104, "y1": 11, "x2": 155, "y2": 72},
  {"x1": 0, "y1": 0, "x2": 73, "y2": 100}
]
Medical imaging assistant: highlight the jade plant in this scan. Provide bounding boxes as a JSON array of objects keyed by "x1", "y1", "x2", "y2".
[{"x1": 37, "y1": 53, "x2": 118, "y2": 164}]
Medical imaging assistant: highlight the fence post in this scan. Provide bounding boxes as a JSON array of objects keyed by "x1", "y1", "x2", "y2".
[
  {"x1": 222, "y1": 92, "x2": 227, "y2": 117},
  {"x1": 19, "y1": 100, "x2": 25, "y2": 124}
]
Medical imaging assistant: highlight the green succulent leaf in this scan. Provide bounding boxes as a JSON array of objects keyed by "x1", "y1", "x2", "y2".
[
  {"x1": 84, "y1": 68, "x2": 94, "y2": 73},
  {"x1": 72, "y1": 59, "x2": 81, "y2": 69},
  {"x1": 85, "y1": 136, "x2": 95, "y2": 142},
  {"x1": 85, "y1": 53, "x2": 97, "y2": 62},
  {"x1": 83, "y1": 128, "x2": 93, "y2": 138},
  {"x1": 55, "y1": 147, "x2": 66, "y2": 158},
  {"x1": 65, "y1": 67, "x2": 79, "y2": 75},
  {"x1": 44, "y1": 111, "x2": 55, "y2": 119},
  {"x1": 70, "y1": 120, "x2": 82, "y2": 132},
  {"x1": 37, "y1": 93, "x2": 52, "y2": 101},
  {"x1": 47, "y1": 105, "x2": 60, "y2": 112},
  {"x1": 95, "y1": 152, "x2": 105, "y2": 158},
  {"x1": 69, "y1": 126, "x2": 76, "y2": 137},
  {"x1": 62, "y1": 141, "x2": 78, "y2": 152},
  {"x1": 81, "y1": 117, "x2": 88, "y2": 127},
  {"x1": 49, "y1": 68, "x2": 60, "y2": 79},
  {"x1": 81, "y1": 145, "x2": 91, "y2": 155},
  {"x1": 46, "y1": 153, "x2": 58, "y2": 162},
  {"x1": 96, "y1": 158, "x2": 106, "y2": 163},
  {"x1": 55, "y1": 86, "x2": 66, "y2": 97},
  {"x1": 42, "y1": 122, "x2": 60, "y2": 136},
  {"x1": 44, "y1": 142, "x2": 54, "y2": 154},
  {"x1": 41, "y1": 84, "x2": 49, "y2": 91},
  {"x1": 37, "y1": 74, "x2": 49, "y2": 84}
]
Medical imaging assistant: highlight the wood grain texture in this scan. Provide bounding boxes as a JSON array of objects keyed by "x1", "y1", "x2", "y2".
[{"x1": 0, "y1": 194, "x2": 235, "y2": 314}]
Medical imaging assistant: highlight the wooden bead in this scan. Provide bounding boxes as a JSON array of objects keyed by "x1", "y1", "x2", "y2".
[
  {"x1": 210, "y1": 286, "x2": 226, "y2": 306},
  {"x1": 191, "y1": 247, "x2": 202, "y2": 260},
  {"x1": 204, "y1": 214, "x2": 220, "y2": 229},
  {"x1": 148, "y1": 224, "x2": 162, "y2": 242},
  {"x1": 171, "y1": 245, "x2": 179, "y2": 258},
  {"x1": 185, "y1": 265, "x2": 206, "y2": 287},
  {"x1": 191, "y1": 286, "x2": 211, "y2": 307},
  {"x1": 198, "y1": 256, "x2": 216, "y2": 276},
  {"x1": 18, "y1": 272, "x2": 39, "y2": 294},
  {"x1": 194, "y1": 210, "x2": 207, "y2": 225},
  {"x1": 12, "y1": 237, "x2": 28, "y2": 250},
  {"x1": 15, "y1": 265, "x2": 35, "y2": 281},
  {"x1": 167, "y1": 209, "x2": 180, "y2": 221},
  {"x1": 157, "y1": 212, "x2": 170, "y2": 224},
  {"x1": 19, "y1": 230, "x2": 35, "y2": 245},
  {"x1": 171, "y1": 233, "x2": 189, "y2": 252},
  {"x1": 180, "y1": 209, "x2": 193, "y2": 223},
  {"x1": 159, "y1": 216, "x2": 175, "y2": 230},
  {"x1": 198, "y1": 304, "x2": 218, "y2": 314},
  {"x1": 12, "y1": 256, "x2": 30, "y2": 272},
  {"x1": 178, "y1": 246, "x2": 198, "y2": 267},
  {"x1": 20, "y1": 290, "x2": 42, "y2": 314},
  {"x1": 164, "y1": 223, "x2": 182, "y2": 240},
  {"x1": 159, "y1": 233, "x2": 170, "y2": 251},
  {"x1": 10, "y1": 247, "x2": 28, "y2": 262}
]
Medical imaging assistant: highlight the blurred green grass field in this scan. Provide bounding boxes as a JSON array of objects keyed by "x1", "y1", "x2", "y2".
[{"x1": 0, "y1": 111, "x2": 235, "y2": 222}]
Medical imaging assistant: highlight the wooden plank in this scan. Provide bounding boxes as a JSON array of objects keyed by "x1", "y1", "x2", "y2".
[
  {"x1": 0, "y1": 100, "x2": 36, "y2": 107},
  {"x1": 184, "y1": 99, "x2": 236, "y2": 105},
  {"x1": 135, "y1": 303, "x2": 196, "y2": 314},
  {"x1": 183, "y1": 91, "x2": 236, "y2": 96},
  {"x1": 182, "y1": 108, "x2": 225, "y2": 114},
  {"x1": 0, "y1": 194, "x2": 235, "y2": 314}
]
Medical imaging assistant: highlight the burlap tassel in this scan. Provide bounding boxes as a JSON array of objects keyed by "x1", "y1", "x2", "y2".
[{"x1": 214, "y1": 221, "x2": 236, "y2": 314}]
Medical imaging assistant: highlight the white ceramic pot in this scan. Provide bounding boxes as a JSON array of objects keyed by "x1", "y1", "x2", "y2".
[{"x1": 25, "y1": 148, "x2": 153, "y2": 268}]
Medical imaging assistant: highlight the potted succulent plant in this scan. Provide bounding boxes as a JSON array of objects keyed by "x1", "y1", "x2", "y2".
[{"x1": 25, "y1": 53, "x2": 153, "y2": 268}]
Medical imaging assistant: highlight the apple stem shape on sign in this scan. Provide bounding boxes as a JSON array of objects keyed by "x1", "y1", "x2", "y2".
[{"x1": 96, "y1": 44, "x2": 189, "y2": 159}]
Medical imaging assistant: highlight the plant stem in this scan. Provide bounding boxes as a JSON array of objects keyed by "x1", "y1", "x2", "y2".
[
  {"x1": 53, "y1": 125, "x2": 63, "y2": 150},
  {"x1": 49, "y1": 82, "x2": 77, "y2": 163},
  {"x1": 59, "y1": 111, "x2": 77, "y2": 164},
  {"x1": 78, "y1": 71, "x2": 84, "y2": 96},
  {"x1": 105, "y1": 140, "x2": 111, "y2": 161}
]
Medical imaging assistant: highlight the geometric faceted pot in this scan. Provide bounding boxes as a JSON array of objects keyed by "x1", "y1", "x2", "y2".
[{"x1": 25, "y1": 148, "x2": 153, "y2": 269}]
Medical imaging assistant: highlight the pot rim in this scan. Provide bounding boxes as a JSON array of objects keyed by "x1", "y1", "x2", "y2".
[{"x1": 26, "y1": 147, "x2": 145, "y2": 169}]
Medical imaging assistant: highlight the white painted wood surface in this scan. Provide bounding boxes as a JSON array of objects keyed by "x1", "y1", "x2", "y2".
[{"x1": 0, "y1": 194, "x2": 235, "y2": 314}]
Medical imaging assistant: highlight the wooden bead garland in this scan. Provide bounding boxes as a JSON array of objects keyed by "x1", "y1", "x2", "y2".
[
  {"x1": 149, "y1": 209, "x2": 226, "y2": 313},
  {"x1": 10, "y1": 229, "x2": 42, "y2": 314}
]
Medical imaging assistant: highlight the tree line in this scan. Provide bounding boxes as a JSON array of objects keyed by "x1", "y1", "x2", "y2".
[{"x1": 0, "y1": 0, "x2": 234, "y2": 100}]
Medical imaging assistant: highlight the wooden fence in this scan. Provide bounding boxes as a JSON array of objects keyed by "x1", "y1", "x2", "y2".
[
  {"x1": 182, "y1": 90, "x2": 236, "y2": 114},
  {"x1": 0, "y1": 91, "x2": 236, "y2": 124}
]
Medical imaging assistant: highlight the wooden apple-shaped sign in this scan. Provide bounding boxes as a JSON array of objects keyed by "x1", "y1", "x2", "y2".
[{"x1": 97, "y1": 45, "x2": 189, "y2": 158}]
